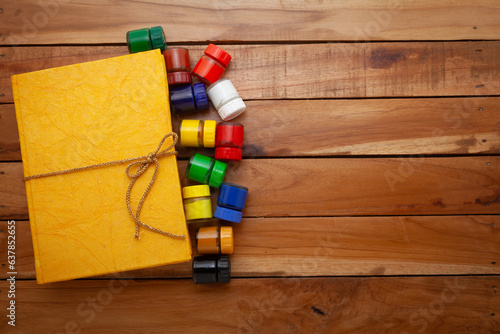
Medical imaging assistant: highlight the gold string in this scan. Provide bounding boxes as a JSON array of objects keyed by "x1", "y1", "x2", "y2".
[{"x1": 24, "y1": 132, "x2": 186, "y2": 240}]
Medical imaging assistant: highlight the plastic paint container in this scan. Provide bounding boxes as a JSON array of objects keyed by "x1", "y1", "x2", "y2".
[
  {"x1": 182, "y1": 185, "x2": 212, "y2": 222},
  {"x1": 196, "y1": 226, "x2": 234, "y2": 254},
  {"x1": 192, "y1": 44, "x2": 231, "y2": 85},
  {"x1": 179, "y1": 119, "x2": 217, "y2": 148},
  {"x1": 206, "y1": 79, "x2": 246, "y2": 121}
]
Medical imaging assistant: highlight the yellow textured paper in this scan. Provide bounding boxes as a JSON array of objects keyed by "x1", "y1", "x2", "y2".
[{"x1": 12, "y1": 50, "x2": 191, "y2": 284}]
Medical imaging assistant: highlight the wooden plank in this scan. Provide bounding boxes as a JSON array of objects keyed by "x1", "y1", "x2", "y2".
[
  {"x1": 1, "y1": 156, "x2": 499, "y2": 220},
  {"x1": 0, "y1": 104, "x2": 20, "y2": 161},
  {"x1": 0, "y1": 276, "x2": 497, "y2": 333},
  {"x1": 2, "y1": 42, "x2": 500, "y2": 102},
  {"x1": 2, "y1": 97, "x2": 500, "y2": 161},
  {"x1": 1, "y1": 216, "x2": 498, "y2": 280},
  {"x1": 1, "y1": 0, "x2": 499, "y2": 44}
]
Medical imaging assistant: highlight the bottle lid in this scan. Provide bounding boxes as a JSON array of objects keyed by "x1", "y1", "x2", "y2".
[
  {"x1": 205, "y1": 44, "x2": 232, "y2": 67},
  {"x1": 219, "y1": 226, "x2": 234, "y2": 254},
  {"x1": 186, "y1": 153, "x2": 215, "y2": 184},
  {"x1": 167, "y1": 72, "x2": 192, "y2": 86},
  {"x1": 215, "y1": 147, "x2": 242, "y2": 161},
  {"x1": 217, "y1": 182, "x2": 248, "y2": 211},
  {"x1": 192, "y1": 83, "x2": 209, "y2": 111},
  {"x1": 126, "y1": 28, "x2": 152, "y2": 54},
  {"x1": 217, "y1": 255, "x2": 231, "y2": 283},
  {"x1": 218, "y1": 98, "x2": 246, "y2": 121},
  {"x1": 203, "y1": 120, "x2": 217, "y2": 148},
  {"x1": 208, "y1": 160, "x2": 227, "y2": 188},
  {"x1": 149, "y1": 26, "x2": 167, "y2": 51},
  {"x1": 183, "y1": 185, "x2": 211, "y2": 199},
  {"x1": 214, "y1": 206, "x2": 243, "y2": 223}
]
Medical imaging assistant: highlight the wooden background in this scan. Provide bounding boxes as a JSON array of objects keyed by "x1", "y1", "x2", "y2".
[{"x1": 1, "y1": 0, "x2": 499, "y2": 332}]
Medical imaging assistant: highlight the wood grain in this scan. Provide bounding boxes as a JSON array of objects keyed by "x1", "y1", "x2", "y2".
[
  {"x1": 1, "y1": 216, "x2": 498, "y2": 280},
  {"x1": 1, "y1": 1, "x2": 499, "y2": 332},
  {"x1": 1, "y1": 0, "x2": 499, "y2": 44},
  {"x1": 2, "y1": 42, "x2": 500, "y2": 102},
  {"x1": 0, "y1": 104, "x2": 20, "y2": 161},
  {"x1": 1, "y1": 156, "x2": 499, "y2": 220},
  {"x1": 0, "y1": 276, "x2": 497, "y2": 333},
  {"x1": 2, "y1": 97, "x2": 500, "y2": 161}
]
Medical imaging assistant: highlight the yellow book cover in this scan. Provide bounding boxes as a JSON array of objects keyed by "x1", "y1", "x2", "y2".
[{"x1": 12, "y1": 50, "x2": 191, "y2": 284}]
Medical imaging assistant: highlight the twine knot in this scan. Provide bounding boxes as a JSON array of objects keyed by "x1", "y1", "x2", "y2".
[
  {"x1": 146, "y1": 153, "x2": 155, "y2": 164},
  {"x1": 24, "y1": 132, "x2": 186, "y2": 240}
]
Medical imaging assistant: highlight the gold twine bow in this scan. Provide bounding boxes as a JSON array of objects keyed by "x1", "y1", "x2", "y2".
[{"x1": 24, "y1": 132, "x2": 186, "y2": 240}]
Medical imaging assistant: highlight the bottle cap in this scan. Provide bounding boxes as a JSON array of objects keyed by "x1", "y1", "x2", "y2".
[
  {"x1": 203, "y1": 120, "x2": 217, "y2": 148},
  {"x1": 192, "y1": 83, "x2": 209, "y2": 110},
  {"x1": 179, "y1": 119, "x2": 202, "y2": 147},
  {"x1": 218, "y1": 98, "x2": 246, "y2": 121},
  {"x1": 149, "y1": 26, "x2": 167, "y2": 51},
  {"x1": 208, "y1": 160, "x2": 227, "y2": 188},
  {"x1": 183, "y1": 185, "x2": 210, "y2": 199},
  {"x1": 185, "y1": 153, "x2": 215, "y2": 184},
  {"x1": 126, "y1": 28, "x2": 152, "y2": 54},
  {"x1": 215, "y1": 147, "x2": 242, "y2": 161},
  {"x1": 205, "y1": 44, "x2": 232, "y2": 67},
  {"x1": 217, "y1": 255, "x2": 231, "y2": 283},
  {"x1": 219, "y1": 226, "x2": 234, "y2": 254},
  {"x1": 215, "y1": 122, "x2": 244, "y2": 148},
  {"x1": 214, "y1": 206, "x2": 243, "y2": 223},
  {"x1": 217, "y1": 182, "x2": 248, "y2": 211},
  {"x1": 167, "y1": 72, "x2": 192, "y2": 86}
]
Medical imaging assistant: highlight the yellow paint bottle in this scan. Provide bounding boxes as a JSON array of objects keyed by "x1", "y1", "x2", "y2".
[
  {"x1": 182, "y1": 185, "x2": 213, "y2": 222},
  {"x1": 179, "y1": 119, "x2": 217, "y2": 148}
]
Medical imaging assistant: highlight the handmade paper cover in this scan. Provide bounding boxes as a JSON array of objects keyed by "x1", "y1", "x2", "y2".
[{"x1": 12, "y1": 50, "x2": 191, "y2": 284}]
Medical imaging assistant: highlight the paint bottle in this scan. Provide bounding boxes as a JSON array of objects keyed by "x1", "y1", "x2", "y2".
[
  {"x1": 214, "y1": 183, "x2": 248, "y2": 223},
  {"x1": 192, "y1": 44, "x2": 231, "y2": 85},
  {"x1": 126, "y1": 26, "x2": 166, "y2": 53},
  {"x1": 206, "y1": 79, "x2": 246, "y2": 121},
  {"x1": 196, "y1": 226, "x2": 234, "y2": 254},
  {"x1": 179, "y1": 119, "x2": 217, "y2": 148},
  {"x1": 182, "y1": 185, "x2": 212, "y2": 222},
  {"x1": 192, "y1": 255, "x2": 230, "y2": 284},
  {"x1": 215, "y1": 122, "x2": 244, "y2": 161},
  {"x1": 170, "y1": 83, "x2": 209, "y2": 114},
  {"x1": 185, "y1": 153, "x2": 227, "y2": 188},
  {"x1": 163, "y1": 47, "x2": 192, "y2": 86}
]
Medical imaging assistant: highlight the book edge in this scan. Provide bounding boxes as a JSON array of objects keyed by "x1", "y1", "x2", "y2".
[{"x1": 11, "y1": 74, "x2": 45, "y2": 284}]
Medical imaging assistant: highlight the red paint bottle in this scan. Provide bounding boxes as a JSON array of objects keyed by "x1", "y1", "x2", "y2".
[
  {"x1": 192, "y1": 44, "x2": 231, "y2": 85},
  {"x1": 163, "y1": 48, "x2": 192, "y2": 86},
  {"x1": 215, "y1": 122, "x2": 244, "y2": 161}
]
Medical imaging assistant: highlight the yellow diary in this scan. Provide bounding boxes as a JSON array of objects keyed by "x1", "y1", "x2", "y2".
[{"x1": 12, "y1": 50, "x2": 191, "y2": 284}]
